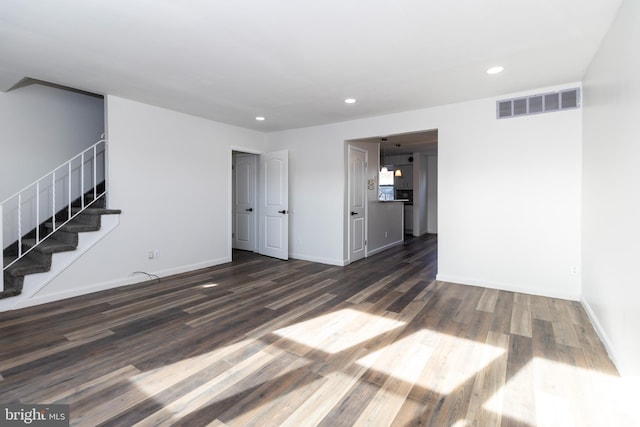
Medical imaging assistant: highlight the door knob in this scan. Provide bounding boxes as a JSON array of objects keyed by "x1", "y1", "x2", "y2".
[
  {"x1": 278, "y1": 210, "x2": 288, "y2": 214},
  {"x1": 351, "y1": 211, "x2": 358, "y2": 216},
  {"x1": 245, "y1": 208, "x2": 253, "y2": 212}
]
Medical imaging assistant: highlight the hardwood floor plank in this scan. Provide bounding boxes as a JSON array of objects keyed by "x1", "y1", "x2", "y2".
[
  {"x1": 264, "y1": 278, "x2": 336, "y2": 310},
  {"x1": 476, "y1": 288, "x2": 499, "y2": 313},
  {"x1": 464, "y1": 331, "x2": 510, "y2": 427},
  {"x1": 510, "y1": 293, "x2": 533, "y2": 338},
  {"x1": 37, "y1": 365, "x2": 142, "y2": 405},
  {"x1": 315, "y1": 379, "x2": 381, "y2": 427},
  {"x1": 354, "y1": 339, "x2": 434, "y2": 426},
  {"x1": 501, "y1": 334, "x2": 536, "y2": 427},
  {"x1": 346, "y1": 264, "x2": 415, "y2": 304},
  {"x1": 0, "y1": 329, "x2": 114, "y2": 372},
  {"x1": 65, "y1": 293, "x2": 206, "y2": 341},
  {"x1": 280, "y1": 348, "x2": 371, "y2": 427}
]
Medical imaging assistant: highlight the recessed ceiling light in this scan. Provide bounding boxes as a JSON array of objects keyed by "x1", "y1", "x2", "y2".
[
  {"x1": 344, "y1": 98, "x2": 357, "y2": 104},
  {"x1": 486, "y1": 66, "x2": 504, "y2": 75},
  {"x1": 255, "y1": 116, "x2": 265, "y2": 121}
]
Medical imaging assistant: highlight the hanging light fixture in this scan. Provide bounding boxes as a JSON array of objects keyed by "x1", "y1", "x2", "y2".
[
  {"x1": 380, "y1": 138, "x2": 388, "y2": 173},
  {"x1": 394, "y1": 144, "x2": 402, "y2": 176}
]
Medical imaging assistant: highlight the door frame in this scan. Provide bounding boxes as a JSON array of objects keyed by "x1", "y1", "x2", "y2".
[
  {"x1": 232, "y1": 151, "x2": 258, "y2": 252},
  {"x1": 347, "y1": 144, "x2": 369, "y2": 264},
  {"x1": 229, "y1": 147, "x2": 262, "y2": 260}
]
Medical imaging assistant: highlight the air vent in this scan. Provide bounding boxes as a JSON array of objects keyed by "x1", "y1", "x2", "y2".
[{"x1": 496, "y1": 88, "x2": 580, "y2": 119}]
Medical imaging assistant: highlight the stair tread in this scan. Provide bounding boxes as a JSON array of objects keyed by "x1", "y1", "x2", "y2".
[
  {"x1": 22, "y1": 238, "x2": 77, "y2": 254},
  {"x1": 45, "y1": 222, "x2": 100, "y2": 232},
  {"x1": 71, "y1": 207, "x2": 122, "y2": 215}
]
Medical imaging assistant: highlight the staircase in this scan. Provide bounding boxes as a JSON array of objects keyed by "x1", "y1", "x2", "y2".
[
  {"x1": 1, "y1": 139, "x2": 121, "y2": 307},
  {"x1": 1, "y1": 193, "x2": 121, "y2": 299}
]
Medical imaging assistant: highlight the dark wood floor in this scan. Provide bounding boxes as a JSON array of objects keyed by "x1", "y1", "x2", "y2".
[{"x1": 0, "y1": 235, "x2": 629, "y2": 426}]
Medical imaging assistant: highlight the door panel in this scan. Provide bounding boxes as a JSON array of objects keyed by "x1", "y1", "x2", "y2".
[
  {"x1": 233, "y1": 154, "x2": 257, "y2": 251},
  {"x1": 349, "y1": 146, "x2": 367, "y2": 263},
  {"x1": 259, "y1": 150, "x2": 289, "y2": 260}
]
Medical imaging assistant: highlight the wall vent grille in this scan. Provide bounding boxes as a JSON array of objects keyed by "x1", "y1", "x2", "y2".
[{"x1": 497, "y1": 88, "x2": 580, "y2": 119}]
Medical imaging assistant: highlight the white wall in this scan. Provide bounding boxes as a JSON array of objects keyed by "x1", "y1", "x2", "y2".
[
  {"x1": 582, "y1": 0, "x2": 640, "y2": 376},
  {"x1": 267, "y1": 126, "x2": 348, "y2": 265},
  {"x1": 30, "y1": 96, "x2": 267, "y2": 302},
  {"x1": 438, "y1": 94, "x2": 582, "y2": 299},
  {"x1": 368, "y1": 201, "x2": 404, "y2": 255},
  {"x1": 268, "y1": 84, "x2": 582, "y2": 299},
  {"x1": 427, "y1": 155, "x2": 438, "y2": 233},
  {"x1": 0, "y1": 83, "x2": 104, "y2": 201},
  {"x1": 414, "y1": 153, "x2": 428, "y2": 236}
]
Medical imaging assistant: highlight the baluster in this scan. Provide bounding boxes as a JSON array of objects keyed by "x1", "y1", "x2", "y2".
[
  {"x1": 93, "y1": 144, "x2": 97, "y2": 200},
  {"x1": 36, "y1": 181, "x2": 40, "y2": 244},
  {"x1": 17, "y1": 193, "x2": 22, "y2": 258},
  {"x1": 81, "y1": 152, "x2": 85, "y2": 209},
  {"x1": 52, "y1": 171, "x2": 56, "y2": 230},
  {"x1": 68, "y1": 161, "x2": 72, "y2": 221}
]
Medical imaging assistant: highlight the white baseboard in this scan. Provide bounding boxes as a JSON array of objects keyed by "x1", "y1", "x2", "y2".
[
  {"x1": 435, "y1": 273, "x2": 581, "y2": 301},
  {"x1": 580, "y1": 297, "x2": 622, "y2": 375},
  {"x1": 9, "y1": 256, "x2": 230, "y2": 311},
  {"x1": 366, "y1": 239, "x2": 404, "y2": 257},
  {"x1": 289, "y1": 252, "x2": 346, "y2": 266}
]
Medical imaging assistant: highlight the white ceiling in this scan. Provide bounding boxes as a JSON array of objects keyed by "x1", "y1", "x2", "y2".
[{"x1": 0, "y1": 0, "x2": 622, "y2": 132}]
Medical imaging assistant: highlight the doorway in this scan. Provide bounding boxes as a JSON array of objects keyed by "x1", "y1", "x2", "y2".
[
  {"x1": 232, "y1": 152, "x2": 258, "y2": 252},
  {"x1": 231, "y1": 149, "x2": 290, "y2": 261},
  {"x1": 346, "y1": 130, "x2": 438, "y2": 263}
]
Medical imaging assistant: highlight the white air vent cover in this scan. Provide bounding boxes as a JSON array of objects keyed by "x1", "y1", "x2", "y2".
[{"x1": 497, "y1": 88, "x2": 580, "y2": 119}]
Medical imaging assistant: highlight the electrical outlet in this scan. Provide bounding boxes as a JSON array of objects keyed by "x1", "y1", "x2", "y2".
[
  {"x1": 570, "y1": 266, "x2": 578, "y2": 275},
  {"x1": 148, "y1": 250, "x2": 155, "y2": 260}
]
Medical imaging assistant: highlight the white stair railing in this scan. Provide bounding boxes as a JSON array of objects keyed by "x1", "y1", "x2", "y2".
[{"x1": 1, "y1": 140, "x2": 108, "y2": 282}]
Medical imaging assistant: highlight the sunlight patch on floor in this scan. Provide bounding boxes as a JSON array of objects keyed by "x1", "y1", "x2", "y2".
[
  {"x1": 357, "y1": 329, "x2": 505, "y2": 395},
  {"x1": 201, "y1": 283, "x2": 218, "y2": 288},
  {"x1": 133, "y1": 337, "x2": 255, "y2": 396},
  {"x1": 484, "y1": 357, "x2": 631, "y2": 427},
  {"x1": 273, "y1": 308, "x2": 405, "y2": 354}
]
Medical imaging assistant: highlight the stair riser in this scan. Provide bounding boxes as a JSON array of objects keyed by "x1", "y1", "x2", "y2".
[
  {"x1": 73, "y1": 214, "x2": 102, "y2": 227},
  {"x1": 25, "y1": 253, "x2": 52, "y2": 270},
  {"x1": 83, "y1": 197, "x2": 105, "y2": 209},
  {"x1": 1, "y1": 272, "x2": 23, "y2": 295},
  {"x1": 52, "y1": 230, "x2": 79, "y2": 246}
]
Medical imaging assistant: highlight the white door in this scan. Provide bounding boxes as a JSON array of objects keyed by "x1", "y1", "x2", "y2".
[
  {"x1": 349, "y1": 145, "x2": 367, "y2": 263},
  {"x1": 259, "y1": 150, "x2": 289, "y2": 260},
  {"x1": 233, "y1": 154, "x2": 257, "y2": 251}
]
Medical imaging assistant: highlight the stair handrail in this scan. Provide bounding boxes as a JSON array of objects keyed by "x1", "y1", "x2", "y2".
[{"x1": 2, "y1": 139, "x2": 108, "y2": 273}]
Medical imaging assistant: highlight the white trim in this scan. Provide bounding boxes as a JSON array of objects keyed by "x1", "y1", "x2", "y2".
[
  {"x1": 580, "y1": 297, "x2": 623, "y2": 375},
  {"x1": 435, "y1": 273, "x2": 581, "y2": 301},
  {"x1": 229, "y1": 146, "x2": 264, "y2": 261},
  {"x1": 8, "y1": 256, "x2": 230, "y2": 311},
  {"x1": 366, "y1": 239, "x2": 404, "y2": 257},
  {"x1": 289, "y1": 252, "x2": 346, "y2": 266}
]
